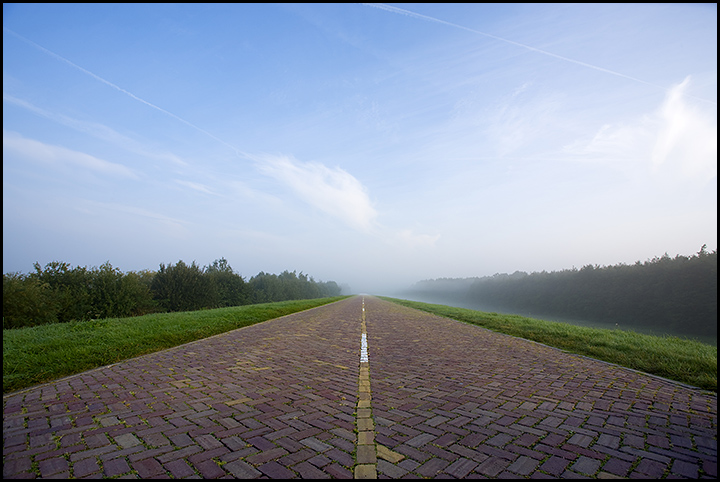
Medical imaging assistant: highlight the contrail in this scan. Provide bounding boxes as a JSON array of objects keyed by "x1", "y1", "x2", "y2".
[
  {"x1": 363, "y1": 3, "x2": 716, "y2": 106},
  {"x1": 3, "y1": 27, "x2": 251, "y2": 158}
]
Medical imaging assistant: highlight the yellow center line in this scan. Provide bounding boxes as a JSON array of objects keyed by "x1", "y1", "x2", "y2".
[{"x1": 355, "y1": 296, "x2": 377, "y2": 479}]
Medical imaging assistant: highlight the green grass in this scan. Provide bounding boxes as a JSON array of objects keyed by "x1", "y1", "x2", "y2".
[
  {"x1": 381, "y1": 297, "x2": 717, "y2": 392},
  {"x1": 3, "y1": 296, "x2": 349, "y2": 394},
  {"x1": 5, "y1": 294, "x2": 715, "y2": 395}
]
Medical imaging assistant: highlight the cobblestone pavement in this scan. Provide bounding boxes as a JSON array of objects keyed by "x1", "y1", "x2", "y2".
[
  {"x1": 3, "y1": 296, "x2": 717, "y2": 479},
  {"x1": 4, "y1": 299, "x2": 362, "y2": 479},
  {"x1": 365, "y1": 297, "x2": 717, "y2": 479}
]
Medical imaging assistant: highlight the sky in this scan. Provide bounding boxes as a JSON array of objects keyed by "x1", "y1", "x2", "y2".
[{"x1": 3, "y1": 3, "x2": 717, "y2": 295}]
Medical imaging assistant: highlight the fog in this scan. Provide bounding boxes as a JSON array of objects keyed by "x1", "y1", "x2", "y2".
[{"x1": 394, "y1": 249, "x2": 717, "y2": 346}]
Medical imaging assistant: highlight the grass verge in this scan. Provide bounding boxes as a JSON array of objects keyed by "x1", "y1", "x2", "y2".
[
  {"x1": 3, "y1": 296, "x2": 349, "y2": 394},
  {"x1": 381, "y1": 297, "x2": 717, "y2": 392}
]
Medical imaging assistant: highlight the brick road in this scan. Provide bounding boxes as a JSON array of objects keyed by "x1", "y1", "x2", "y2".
[{"x1": 3, "y1": 296, "x2": 717, "y2": 478}]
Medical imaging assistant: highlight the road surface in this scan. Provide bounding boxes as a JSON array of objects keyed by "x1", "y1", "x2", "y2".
[{"x1": 3, "y1": 296, "x2": 716, "y2": 478}]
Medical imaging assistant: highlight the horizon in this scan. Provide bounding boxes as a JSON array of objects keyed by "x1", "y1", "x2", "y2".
[
  {"x1": 3, "y1": 4, "x2": 717, "y2": 295},
  {"x1": 4, "y1": 245, "x2": 713, "y2": 297}
]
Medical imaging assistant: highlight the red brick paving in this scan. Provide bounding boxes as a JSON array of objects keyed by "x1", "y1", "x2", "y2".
[
  {"x1": 3, "y1": 296, "x2": 717, "y2": 478},
  {"x1": 365, "y1": 296, "x2": 717, "y2": 479}
]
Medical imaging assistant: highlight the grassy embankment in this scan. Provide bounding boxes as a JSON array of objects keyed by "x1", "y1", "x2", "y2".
[
  {"x1": 3, "y1": 296, "x2": 349, "y2": 394},
  {"x1": 381, "y1": 297, "x2": 717, "y2": 392},
  {"x1": 5, "y1": 295, "x2": 715, "y2": 394}
]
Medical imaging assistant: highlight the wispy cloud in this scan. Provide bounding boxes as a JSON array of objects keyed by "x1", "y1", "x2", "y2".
[
  {"x1": 3, "y1": 130, "x2": 138, "y2": 180},
  {"x1": 4, "y1": 29, "x2": 436, "y2": 246},
  {"x1": 252, "y1": 154, "x2": 442, "y2": 250},
  {"x1": 485, "y1": 87, "x2": 566, "y2": 158},
  {"x1": 74, "y1": 199, "x2": 190, "y2": 237},
  {"x1": 3, "y1": 27, "x2": 248, "y2": 159},
  {"x1": 255, "y1": 154, "x2": 378, "y2": 233},
  {"x1": 563, "y1": 77, "x2": 717, "y2": 182},
  {"x1": 651, "y1": 77, "x2": 717, "y2": 179},
  {"x1": 3, "y1": 93, "x2": 189, "y2": 167},
  {"x1": 174, "y1": 180, "x2": 218, "y2": 196},
  {"x1": 363, "y1": 4, "x2": 716, "y2": 105}
]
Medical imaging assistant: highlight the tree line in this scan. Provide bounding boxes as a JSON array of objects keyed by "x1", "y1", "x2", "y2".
[
  {"x1": 3, "y1": 258, "x2": 341, "y2": 329},
  {"x1": 406, "y1": 246, "x2": 717, "y2": 339}
]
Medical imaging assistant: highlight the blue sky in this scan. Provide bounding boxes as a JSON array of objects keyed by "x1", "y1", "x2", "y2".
[{"x1": 3, "y1": 3, "x2": 717, "y2": 294}]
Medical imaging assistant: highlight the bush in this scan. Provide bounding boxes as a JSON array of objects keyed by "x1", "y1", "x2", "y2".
[
  {"x1": 151, "y1": 260, "x2": 213, "y2": 312},
  {"x1": 3, "y1": 272, "x2": 58, "y2": 329},
  {"x1": 4, "y1": 258, "x2": 342, "y2": 328},
  {"x1": 205, "y1": 258, "x2": 251, "y2": 307},
  {"x1": 33, "y1": 261, "x2": 92, "y2": 323}
]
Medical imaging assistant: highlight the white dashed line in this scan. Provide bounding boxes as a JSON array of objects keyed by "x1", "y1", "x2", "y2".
[{"x1": 360, "y1": 333, "x2": 369, "y2": 363}]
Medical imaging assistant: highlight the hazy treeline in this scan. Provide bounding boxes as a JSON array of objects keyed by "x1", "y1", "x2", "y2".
[
  {"x1": 3, "y1": 258, "x2": 341, "y2": 329},
  {"x1": 406, "y1": 246, "x2": 717, "y2": 339}
]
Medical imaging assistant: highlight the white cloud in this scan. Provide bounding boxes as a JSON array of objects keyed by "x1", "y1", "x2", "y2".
[
  {"x1": 174, "y1": 179, "x2": 217, "y2": 195},
  {"x1": 562, "y1": 119, "x2": 654, "y2": 166},
  {"x1": 562, "y1": 77, "x2": 717, "y2": 182},
  {"x1": 484, "y1": 88, "x2": 567, "y2": 158},
  {"x1": 3, "y1": 93, "x2": 189, "y2": 167},
  {"x1": 255, "y1": 154, "x2": 378, "y2": 233},
  {"x1": 651, "y1": 77, "x2": 717, "y2": 179},
  {"x1": 252, "y1": 154, "x2": 443, "y2": 250},
  {"x1": 3, "y1": 130, "x2": 138, "y2": 179}
]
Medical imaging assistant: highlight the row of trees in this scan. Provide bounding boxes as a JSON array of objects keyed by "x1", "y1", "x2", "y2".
[
  {"x1": 3, "y1": 258, "x2": 341, "y2": 329},
  {"x1": 406, "y1": 246, "x2": 717, "y2": 339}
]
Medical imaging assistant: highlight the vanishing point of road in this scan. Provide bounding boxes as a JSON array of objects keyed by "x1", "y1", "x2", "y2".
[{"x1": 3, "y1": 296, "x2": 717, "y2": 478}]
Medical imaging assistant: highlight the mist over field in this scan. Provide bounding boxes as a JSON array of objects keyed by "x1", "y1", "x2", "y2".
[
  {"x1": 398, "y1": 247, "x2": 717, "y2": 346},
  {"x1": 397, "y1": 290, "x2": 716, "y2": 347},
  {"x1": 3, "y1": 4, "x2": 716, "y2": 311}
]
